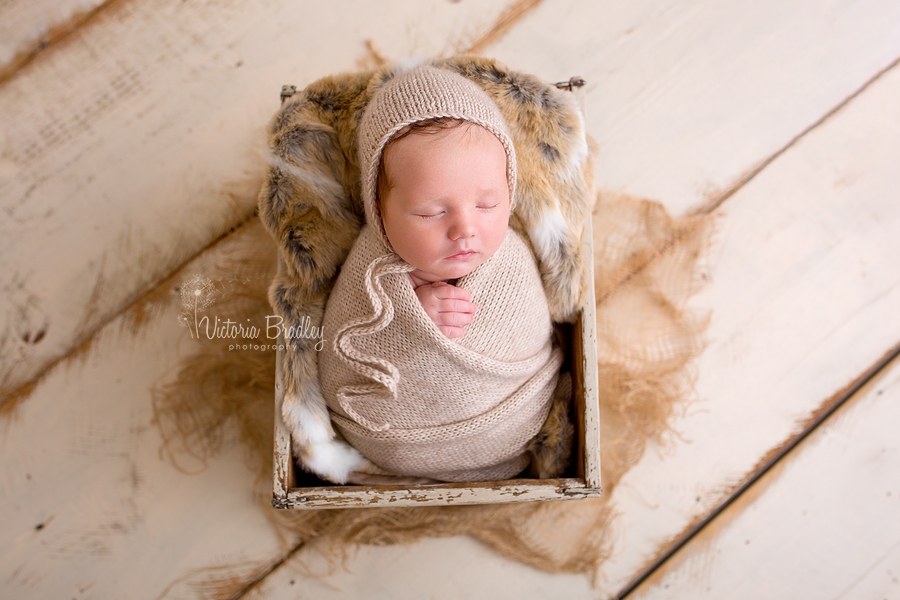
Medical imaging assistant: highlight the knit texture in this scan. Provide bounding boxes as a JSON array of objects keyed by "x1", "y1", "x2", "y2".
[
  {"x1": 319, "y1": 226, "x2": 562, "y2": 481},
  {"x1": 358, "y1": 63, "x2": 517, "y2": 241}
]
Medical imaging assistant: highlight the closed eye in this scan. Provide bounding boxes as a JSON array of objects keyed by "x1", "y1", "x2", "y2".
[
  {"x1": 414, "y1": 212, "x2": 444, "y2": 219},
  {"x1": 477, "y1": 202, "x2": 501, "y2": 210}
]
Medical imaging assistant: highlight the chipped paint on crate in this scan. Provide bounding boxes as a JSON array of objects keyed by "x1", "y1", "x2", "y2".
[{"x1": 274, "y1": 479, "x2": 601, "y2": 510}]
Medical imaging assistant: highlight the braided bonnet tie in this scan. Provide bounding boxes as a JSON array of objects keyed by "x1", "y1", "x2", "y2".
[{"x1": 333, "y1": 253, "x2": 414, "y2": 432}]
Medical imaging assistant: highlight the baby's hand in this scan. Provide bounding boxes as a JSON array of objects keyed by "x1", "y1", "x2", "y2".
[{"x1": 412, "y1": 280, "x2": 477, "y2": 338}]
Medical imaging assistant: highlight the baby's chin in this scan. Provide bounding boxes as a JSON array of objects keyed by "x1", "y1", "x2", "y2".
[{"x1": 410, "y1": 263, "x2": 479, "y2": 284}]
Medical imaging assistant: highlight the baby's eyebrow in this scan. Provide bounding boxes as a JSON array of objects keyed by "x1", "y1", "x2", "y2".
[{"x1": 476, "y1": 188, "x2": 507, "y2": 199}]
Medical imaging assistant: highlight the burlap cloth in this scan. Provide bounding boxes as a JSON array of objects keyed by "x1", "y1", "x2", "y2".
[{"x1": 152, "y1": 190, "x2": 712, "y2": 585}]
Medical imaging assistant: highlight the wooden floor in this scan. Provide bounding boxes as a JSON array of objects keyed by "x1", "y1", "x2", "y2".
[{"x1": 2, "y1": 0, "x2": 899, "y2": 598}]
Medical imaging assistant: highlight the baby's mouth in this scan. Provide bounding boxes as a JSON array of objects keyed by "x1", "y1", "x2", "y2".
[{"x1": 447, "y1": 250, "x2": 477, "y2": 260}]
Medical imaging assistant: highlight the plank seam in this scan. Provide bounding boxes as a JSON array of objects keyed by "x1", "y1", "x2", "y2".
[
  {"x1": 224, "y1": 539, "x2": 310, "y2": 600},
  {"x1": 466, "y1": 0, "x2": 546, "y2": 54},
  {"x1": 695, "y1": 53, "x2": 900, "y2": 216},
  {"x1": 613, "y1": 52, "x2": 900, "y2": 599},
  {"x1": 613, "y1": 340, "x2": 900, "y2": 599},
  {"x1": 0, "y1": 0, "x2": 552, "y2": 410},
  {"x1": 0, "y1": 209, "x2": 258, "y2": 410},
  {"x1": 0, "y1": 0, "x2": 122, "y2": 87}
]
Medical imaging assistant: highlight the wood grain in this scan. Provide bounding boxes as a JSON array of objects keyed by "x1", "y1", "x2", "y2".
[
  {"x1": 0, "y1": 0, "x2": 514, "y2": 401},
  {"x1": 2, "y1": 0, "x2": 900, "y2": 598},
  {"x1": 0, "y1": 228, "x2": 288, "y2": 600},
  {"x1": 604, "y1": 49, "x2": 900, "y2": 597},
  {"x1": 629, "y1": 353, "x2": 900, "y2": 599},
  {"x1": 487, "y1": 0, "x2": 900, "y2": 216},
  {"x1": 0, "y1": 0, "x2": 111, "y2": 81}
]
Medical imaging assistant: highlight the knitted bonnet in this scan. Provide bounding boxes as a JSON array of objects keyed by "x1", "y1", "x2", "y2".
[{"x1": 357, "y1": 63, "x2": 518, "y2": 238}]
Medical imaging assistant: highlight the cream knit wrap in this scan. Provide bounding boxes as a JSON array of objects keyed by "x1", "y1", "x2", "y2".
[
  {"x1": 317, "y1": 63, "x2": 561, "y2": 482},
  {"x1": 319, "y1": 225, "x2": 562, "y2": 481}
]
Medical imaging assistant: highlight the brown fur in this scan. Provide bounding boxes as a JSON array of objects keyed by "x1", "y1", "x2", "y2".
[{"x1": 527, "y1": 372, "x2": 575, "y2": 478}]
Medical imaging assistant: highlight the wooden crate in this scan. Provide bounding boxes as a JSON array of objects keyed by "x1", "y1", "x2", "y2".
[
  {"x1": 272, "y1": 77, "x2": 600, "y2": 509},
  {"x1": 272, "y1": 212, "x2": 600, "y2": 510}
]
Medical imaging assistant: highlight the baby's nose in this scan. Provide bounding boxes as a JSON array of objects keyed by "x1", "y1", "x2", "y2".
[
  {"x1": 449, "y1": 212, "x2": 476, "y2": 239},
  {"x1": 450, "y1": 219, "x2": 476, "y2": 239}
]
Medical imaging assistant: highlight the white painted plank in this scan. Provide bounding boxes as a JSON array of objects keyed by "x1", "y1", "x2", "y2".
[
  {"x1": 0, "y1": 0, "x2": 106, "y2": 72},
  {"x1": 0, "y1": 0, "x2": 513, "y2": 398},
  {"x1": 2, "y1": 1, "x2": 899, "y2": 599},
  {"x1": 245, "y1": 5, "x2": 900, "y2": 596},
  {"x1": 248, "y1": 535, "x2": 598, "y2": 600},
  {"x1": 6, "y1": 0, "x2": 900, "y2": 402},
  {"x1": 485, "y1": 0, "x2": 900, "y2": 215},
  {"x1": 253, "y1": 1, "x2": 900, "y2": 594},
  {"x1": 0, "y1": 226, "x2": 289, "y2": 600},
  {"x1": 597, "y1": 42, "x2": 900, "y2": 596},
  {"x1": 839, "y1": 541, "x2": 900, "y2": 600},
  {"x1": 630, "y1": 357, "x2": 900, "y2": 600}
]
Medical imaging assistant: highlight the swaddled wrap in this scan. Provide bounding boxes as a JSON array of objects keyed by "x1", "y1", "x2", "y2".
[{"x1": 319, "y1": 224, "x2": 563, "y2": 482}]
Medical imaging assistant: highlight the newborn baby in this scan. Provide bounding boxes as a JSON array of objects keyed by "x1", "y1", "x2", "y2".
[{"x1": 318, "y1": 64, "x2": 563, "y2": 482}]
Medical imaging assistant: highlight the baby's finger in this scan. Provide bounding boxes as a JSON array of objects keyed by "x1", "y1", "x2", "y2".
[
  {"x1": 436, "y1": 309, "x2": 475, "y2": 328},
  {"x1": 438, "y1": 298, "x2": 477, "y2": 315},
  {"x1": 439, "y1": 325, "x2": 467, "y2": 339},
  {"x1": 432, "y1": 283, "x2": 472, "y2": 303}
]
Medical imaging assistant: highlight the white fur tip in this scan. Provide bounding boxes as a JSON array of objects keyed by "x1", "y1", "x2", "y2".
[
  {"x1": 281, "y1": 391, "x2": 335, "y2": 445},
  {"x1": 302, "y1": 439, "x2": 366, "y2": 484},
  {"x1": 267, "y1": 152, "x2": 348, "y2": 209},
  {"x1": 529, "y1": 204, "x2": 569, "y2": 260}
]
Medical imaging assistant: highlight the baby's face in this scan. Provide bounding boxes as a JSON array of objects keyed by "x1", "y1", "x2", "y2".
[{"x1": 380, "y1": 124, "x2": 510, "y2": 283}]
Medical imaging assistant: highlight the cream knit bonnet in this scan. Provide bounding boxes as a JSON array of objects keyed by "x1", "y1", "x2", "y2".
[{"x1": 357, "y1": 63, "x2": 518, "y2": 238}]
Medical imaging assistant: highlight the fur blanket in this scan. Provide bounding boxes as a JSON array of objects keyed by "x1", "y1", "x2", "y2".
[{"x1": 258, "y1": 56, "x2": 595, "y2": 483}]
